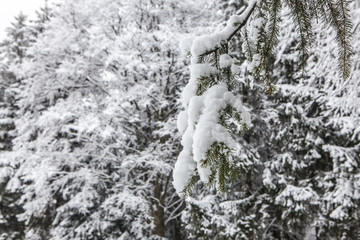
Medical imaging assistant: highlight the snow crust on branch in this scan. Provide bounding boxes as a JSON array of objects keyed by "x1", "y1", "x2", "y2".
[
  {"x1": 179, "y1": 0, "x2": 259, "y2": 61},
  {"x1": 174, "y1": 83, "x2": 250, "y2": 193},
  {"x1": 219, "y1": 54, "x2": 234, "y2": 68},
  {"x1": 180, "y1": 63, "x2": 218, "y2": 107}
]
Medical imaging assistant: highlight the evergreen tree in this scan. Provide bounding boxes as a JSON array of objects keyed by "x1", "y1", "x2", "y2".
[
  {"x1": 0, "y1": 12, "x2": 32, "y2": 240},
  {"x1": 173, "y1": 0, "x2": 354, "y2": 198},
  {"x1": 1, "y1": 0, "x2": 221, "y2": 239},
  {"x1": 0, "y1": 0, "x2": 358, "y2": 239},
  {"x1": 177, "y1": 1, "x2": 359, "y2": 239}
]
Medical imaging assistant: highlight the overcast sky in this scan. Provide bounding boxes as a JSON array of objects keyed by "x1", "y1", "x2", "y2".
[{"x1": 0, "y1": 0, "x2": 47, "y2": 40}]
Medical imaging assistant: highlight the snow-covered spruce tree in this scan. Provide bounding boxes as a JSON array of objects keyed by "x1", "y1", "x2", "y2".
[
  {"x1": 3, "y1": 0, "x2": 225, "y2": 239},
  {"x1": 249, "y1": 1, "x2": 360, "y2": 238},
  {"x1": 0, "y1": 98, "x2": 23, "y2": 240},
  {"x1": 174, "y1": 0, "x2": 358, "y2": 239},
  {"x1": 0, "y1": 13, "x2": 35, "y2": 239},
  {"x1": 28, "y1": 0, "x2": 52, "y2": 39},
  {"x1": 173, "y1": 0, "x2": 354, "y2": 197},
  {"x1": 302, "y1": 2, "x2": 360, "y2": 238},
  {"x1": 0, "y1": 11, "x2": 34, "y2": 151},
  {"x1": 0, "y1": 12, "x2": 30, "y2": 65}
]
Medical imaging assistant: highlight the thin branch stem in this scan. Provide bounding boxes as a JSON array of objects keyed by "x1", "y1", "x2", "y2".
[{"x1": 198, "y1": 2, "x2": 258, "y2": 58}]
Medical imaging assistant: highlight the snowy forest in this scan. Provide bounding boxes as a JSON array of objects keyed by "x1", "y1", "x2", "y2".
[{"x1": 0, "y1": 0, "x2": 359, "y2": 239}]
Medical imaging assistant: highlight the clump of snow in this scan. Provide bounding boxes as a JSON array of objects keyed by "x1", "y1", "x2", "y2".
[
  {"x1": 231, "y1": 64, "x2": 241, "y2": 75},
  {"x1": 248, "y1": 17, "x2": 265, "y2": 41},
  {"x1": 329, "y1": 206, "x2": 346, "y2": 220},
  {"x1": 173, "y1": 150, "x2": 197, "y2": 193},
  {"x1": 197, "y1": 163, "x2": 211, "y2": 183},
  {"x1": 191, "y1": 34, "x2": 224, "y2": 59},
  {"x1": 181, "y1": 63, "x2": 218, "y2": 107},
  {"x1": 188, "y1": 95, "x2": 205, "y2": 124},
  {"x1": 263, "y1": 168, "x2": 276, "y2": 189},
  {"x1": 219, "y1": 54, "x2": 234, "y2": 68},
  {"x1": 248, "y1": 53, "x2": 261, "y2": 72},
  {"x1": 192, "y1": 84, "x2": 245, "y2": 163},
  {"x1": 179, "y1": 36, "x2": 194, "y2": 56},
  {"x1": 177, "y1": 110, "x2": 188, "y2": 133},
  {"x1": 189, "y1": 0, "x2": 258, "y2": 62},
  {"x1": 174, "y1": 83, "x2": 251, "y2": 193},
  {"x1": 275, "y1": 185, "x2": 319, "y2": 207}
]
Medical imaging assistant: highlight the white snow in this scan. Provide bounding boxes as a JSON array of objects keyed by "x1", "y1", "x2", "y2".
[
  {"x1": 219, "y1": 54, "x2": 234, "y2": 68},
  {"x1": 181, "y1": 63, "x2": 218, "y2": 107},
  {"x1": 172, "y1": 150, "x2": 197, "y2": 193},
  {"x1": 174, "y1": 1, "x2": 259, "y2": 193},
  {"x1": 177, "y1": 110, "x2": 188, "y2": 133},
  {"x1": 230, "y1": 63, "x2": 241, "y2": 75},
  {"x1": 175, "y1": 83, "x2": 251, "y2": 192},
  {"x1": 0, "y1": 108, "x2": 11, "y2": 118},
  {"x1": 248, "y1": 53, "x2": 261, "y2": 72},
  {"x1": 189, "y1": 0, "x2": 258, "y2": 61},
  {"x1": 179, "y1": 36, "x2": 194, "y2": 56},
  {"x1": 0, "y1": 117, "x2": 13, "y2": 125},
  {"x1": 275, "y1": 185, "x2": 318, "y2": 205}
]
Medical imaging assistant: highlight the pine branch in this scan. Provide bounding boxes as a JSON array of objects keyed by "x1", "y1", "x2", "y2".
[
  {"x1": 263, "y1": 0, "x2": 281, "y2": 69},
  {"x1": 286, "y1": 0, "x2": 313, "y2": 74},
  {"x1": 338, "y1": 0, "x2": 353, "y2": 79},
  {"x1": 243, "y1": 28, "x2": 254, "y2": 60},
  {"x1": 318, "y1": 0, "x2": 353, "y2": 79},
  {"x1": 261, "y1": 0, "x2": 282, "y2": 92},
  {"x1": 227, "y1": 2, "x2": 258, "y2": 42},
  {"x1": 180, "y1": 173, "x2": 200, "y2": 196}
]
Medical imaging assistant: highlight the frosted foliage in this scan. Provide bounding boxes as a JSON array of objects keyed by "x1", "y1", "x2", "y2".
[
  {"x1": 174, "y1": 81, "x2": 250, "y2": 193},
  {"x1": 181, "y1": 63, "x2": 218, "y2": 107},
  {"x1": 69, "y1": 193, "x2": 151, "y2": 239},
  {"x1": 273, "y1": 3, "x2": 360, "y2": 117},
  {"x1": 174, "y1": 2, "x2": 255, "y2": 192},
  {"x1": 192, "y1": 83, "x2": 250, "y2": 163},
  {"x1": 1, "y1": 0, "x2": 360, "y2": 239},
  {"x1": 219, "y1": 54, "x2": 234, "y2": 68},
  {"x1": 179, "y1": 1, "x2": 360, "y2": 239},
  {"x1": 189, "y1": 0, "x2": 257, "y2": 62},
  {"x1": 0, "y1": 0, "x2": 225, "y2": 238},
  {"x1": 173, "y1": 2, "x2": 258, "y2": 194},
  {"x1": 275, "y1": 185, "x2": 318, "y2": 206},
  {"x1": 179, "y1": 37, "x2": 194, "y2": 56}
]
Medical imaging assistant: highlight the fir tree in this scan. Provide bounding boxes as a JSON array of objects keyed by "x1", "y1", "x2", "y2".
[
  {"x1": 179, "y1": 1, "x2": 359, "y2": 239},
  {"x1": 0, "y1": 12, "x2": 32, "y2": 240},
  {"x1": 173, "y1": 0, "x2": 354, "y2": 195}
]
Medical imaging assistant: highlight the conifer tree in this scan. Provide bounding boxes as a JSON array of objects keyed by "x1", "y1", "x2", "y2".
[
  {"x1": 179, "y1": 1, "x2": 359, "y2": 239},
  {"x1": 0, "y1": 0, "x2": 220, "y2": 239},
  {"x1": 0, "y1": 12, "x2": 32, "y2": 240},
  {"x1": 0, "y1": 0, "x2": 357, "y2": 239},
  {"x1": 173, "y1": 0, "x2": 354, "y2": 195}
]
